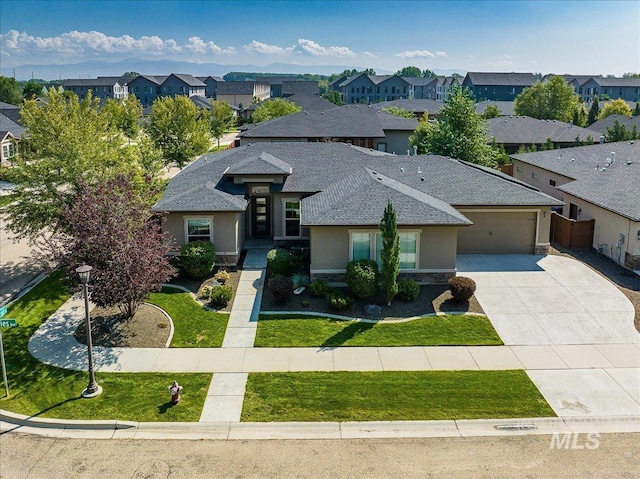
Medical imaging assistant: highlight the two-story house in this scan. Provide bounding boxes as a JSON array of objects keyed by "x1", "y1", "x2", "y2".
[
  {"x1": 340, "y1": 74, "x2": 412, "y2": 104},
  {"x1": 128, "y1": 74, "x2": 206, "y2": 106},
  {"x1": 62, "y1": 76, "x2": 128, "y2": 102},
  {"x1": 216, "y1": 81, "x2": 271, "y2": 109},
  {"x1": 462, "y1": 72, "x2": 537, "y2": 101},
  {"x1": 196, "y1": 76, "x2": 224, "y2": 98}
]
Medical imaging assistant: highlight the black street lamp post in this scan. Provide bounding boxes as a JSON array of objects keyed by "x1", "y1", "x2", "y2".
[{"x1": 76, "y1": 264, "x2": 102, "y2": 398}]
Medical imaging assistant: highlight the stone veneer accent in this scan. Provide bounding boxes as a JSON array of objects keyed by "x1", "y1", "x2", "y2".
[
  {"x1": 624, "y1": 252, "x2": 640, "y2": 271},
  {"x1": 535, "y1": 243, "x2": 550, "y2": 254}
]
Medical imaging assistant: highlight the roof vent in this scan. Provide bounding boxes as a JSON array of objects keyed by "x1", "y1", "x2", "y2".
[
  {"x1": 570, "y1": 158, "x2": 575, "y2": 162},
  {"x1": 371, "y1": 170, "x2": 377, "y2": 174},
  {"x1": 400, "y1": 167, "x2": 405, "y2": 172}
]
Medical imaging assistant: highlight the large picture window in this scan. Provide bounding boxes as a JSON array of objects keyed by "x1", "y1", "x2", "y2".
[
  {"x1": 282, "y1": 200, "x2": 301, "y2": 237},
  {"x1": 350, "y1": 231, "x2": 418, "y2": 270},
  {"x1": 185, "y1": 217, "x2": 212, "y2": 243}
]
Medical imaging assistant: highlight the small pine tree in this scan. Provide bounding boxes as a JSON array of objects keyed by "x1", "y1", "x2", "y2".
[
  {"x1": 379, "y1": 200, "x2": 400, "y2": 306},
  {"x1": 634, "y1": 103, "x2": 640, "y2": 116},
  {"x1": 587, "y1": 96, "x2": 600, "y2": 125}
]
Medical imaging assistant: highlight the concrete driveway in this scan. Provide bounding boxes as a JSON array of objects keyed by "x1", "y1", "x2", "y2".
[{"x1": 456, "y1": 254, "x2": 639, "y2": 346}]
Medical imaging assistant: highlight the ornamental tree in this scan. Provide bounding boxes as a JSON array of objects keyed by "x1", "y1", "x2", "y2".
[
  {"x1": 379, "y1": 200, "x2": 400, "y2": 306},
  {"x1": 209, "y1": 100, "x2": 236, "y2": 148},
  {"x1": 38, "y1": 175, "x2": 176, "y2": 319},
  {"x1": 514, "y1": 76, "x2": 578, "y2": 122},
  {"x1": 598, "y1": 98, "x2": 633, "y2": 119},
  {"x1": 103, "y1": 94, "x2": 143, "y2": 142},
  {"x1": 252, "y1": 98, "x2": 301, "y2": 123}
]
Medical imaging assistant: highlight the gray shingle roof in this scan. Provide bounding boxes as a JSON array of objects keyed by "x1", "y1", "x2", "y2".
[
  {"x1": 217, "y1": 81, "x2": 268, "y2": 95},
  {"x1": 373, "y1": 99, "x2": 443, "y2": 116},
  {"x1": 155, "y1": 143, "x2": 562, "y2": 214},
  {"x1": 0, "y1": 102, "x2": 21, "y2": 124},
  {"x1": 169, "y1": 73, "x2": 206, "y2": 87},
  {"x1": 286, "y1": 94, "x2": 338, "y2": 112},
  {"x1": 62, "y1": 76, "x2": 126, "y2": 88},
  {"x1": 282, "y1": 81, "x2": 319, "y2": 96},
  {"x1": 402, "y1": 77, "x2": 439, "y2": 86},
  {"x1": 593, "y1": 77, "x2": 640, "y2": 87},
  {"x1": 511, "y1": 141, "x2": 640, "y2": 220},
  {"x1": 240, "y1": 105, "x2": 417, "y2": 139},
  {"x1": 0, "y1": 113, "x2": 26, "y2": 139},
  {"x1": 486, "y1": 116, "x2": 601, "y2": 144},
  {"x1": 465, "y1": 72, "x2": 537, "y2": 87},
  {"x1": 587, "y1": 114, "x2": 640, "y2": 134},
  {"x1": 225, "y1": 152, "x2": 292, "y2": 175},
  {"x1": 475, "y1": 100, "x2": 515, "y2": 116},
  {"x1": 301, "y1": 168, "x2": 472, "y2": 226}
]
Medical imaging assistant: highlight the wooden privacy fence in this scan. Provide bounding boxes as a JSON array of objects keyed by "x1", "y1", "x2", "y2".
[{"x1": 550, "y1": 213, "x2": 595, "y2": 249}]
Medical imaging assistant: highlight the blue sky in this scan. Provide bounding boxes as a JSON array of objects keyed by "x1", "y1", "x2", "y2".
[{"x1": 1, "y1": 0, "x2": 638, "y2": 77}]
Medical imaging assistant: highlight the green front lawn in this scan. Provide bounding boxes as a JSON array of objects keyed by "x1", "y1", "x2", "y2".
[
  {"x1": 242, "y1": 371, "x2": 555, "y2": 422},
  {"x1": 0, "y1": 273, "x2": 210, "y2": 421},
  {"x1": 147, "y1": 287, "x2": 229, "y2": 348},
  {"x1": 255, "y1": 314, "x2": 502, "y2": 347}
]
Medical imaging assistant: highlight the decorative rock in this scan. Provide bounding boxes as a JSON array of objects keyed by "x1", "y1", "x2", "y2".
[{"x1": 364, "y1": 304, "x2": 382, "y2": 318}]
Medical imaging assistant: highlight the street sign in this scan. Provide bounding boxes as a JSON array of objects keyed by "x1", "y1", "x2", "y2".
[
  {"x1": 0, "y1": 306, "x2": 6, "y2": 318},
  {"x1": 0, "y1": 319, "x2": 16, "y2": 328}
]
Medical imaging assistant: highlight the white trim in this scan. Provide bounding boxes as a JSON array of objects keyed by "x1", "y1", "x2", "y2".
[
  {"x1": 183, "y1": 215, "x2": 214, "y2": 244},
  {"x1": 281, "y1": 197, "x2": 302, "y2": 238}
]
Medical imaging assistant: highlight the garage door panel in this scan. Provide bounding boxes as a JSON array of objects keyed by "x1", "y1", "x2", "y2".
[{"x1": 458, "y1": 212, "x2": 536, "y2": 254}]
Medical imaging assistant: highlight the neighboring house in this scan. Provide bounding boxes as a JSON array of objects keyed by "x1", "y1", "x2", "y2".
[
  {"x1": 436, "y1": 76, "x2": 459, "y2": 101},
  {"x1": 216, "y1": 81, "x2": 271, "y2": 108},
  {"x1": 127, "y1": 75, "x2": 167, "y2": 106},
  {"x1": 281, "y1": 81, "x2": 319, "y2": 97},
  {"x1": 475, "y1": 100, "x2": 516, "y2": 117},
  {"x1": 154, "y1": 143, "x2": 560, "y2": 281},
  {"x1": 256, "y1": 76, "x2": 297, "y2": 97},
  {"x1": 0, "y1": 113, "x2": 25, "y2": 165},
  {"x1": 372, "y1": 99, "x2": 443, "y2": 119},
  {"x1": 588, "y1": 114, "x2": 640, "y2": 135},
  {"x1": 62, "y1": 76, "x2": 128, "y2": 101},
  {"x1": 0, "y1": 101, "x2": 21, "y2": 124},
  {"x1": 339, "y1": 74, "x2": 411, "y2": 104},
  {"x1": 462, "y1": 72, "x2": 537, "y2": 101},
  {"x1": 403, "y1": 77, "x2": 439, "y2": 99},
  {"x1": 128, "y1": 74, "x2": 205, "y2": 106},
  {"x1": 579, "y1": 77, "x2": 640, "y2": 103},
  {"x1": 486, "y1": 116, "x2": 600, "y2": 153},
  {"x1": 237, "y1": 104, "x2": 418, "y2": 153},
  {"x1": 196, "y1": 75, "x2": 224, "y2": 98},
  {"x1": 511, "y1": 141, "x2": 640, "y2": 272},
  {"x1": 285, "y1": 94, "x2": 338, "y2": 112},
  {"x1": 328, "y1": 75, "x2": 349, "y2": 92}
]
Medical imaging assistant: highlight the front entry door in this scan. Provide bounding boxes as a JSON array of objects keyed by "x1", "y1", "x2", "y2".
[{"x1": 251, "y1": 196, "x2": 271, "y2": 236}]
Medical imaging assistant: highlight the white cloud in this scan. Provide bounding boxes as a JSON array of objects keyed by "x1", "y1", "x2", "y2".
[
  {"x1": 0, "y1": 29, "x2": 235, "y2": 62},
  {"x1": 243, "y1": 40, "x2": 294, "y2": 55},
  {"x1": 489, "y1": 60, "x2": 516, "y2": 68},
  {"x1": 394, "y1": 49, "x2": 446, "y2": 59},
  {"x1": 499, "y1": 54, "x2": 514, "y2": 60},
  {"x1": 362, "y1": 51, "x2": 377, "y2": 58},
  {"x1": 296, "y1": 38, "x2": 355, "y2": 57}
]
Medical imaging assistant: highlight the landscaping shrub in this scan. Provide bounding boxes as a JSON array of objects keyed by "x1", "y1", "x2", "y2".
[
  {"x1": 449, "y1": 276, "x2": 476, "y2": 302},
  {"x1": 345, "y1": 259, "x2": 379, "y2": 300},
  {"x1": 266, "y1": 248, "x2": 293, "y2": 276},
  {"x1": 180, "y1": 241, "x2": 216, "y2": 279},
  {"x1": 309, "y1": 279, "x2": 329, "y2": 298},
  {"x1": 200, "y1": 284, "x2": 214, "y2": 300},
  {"x1": 292, "y1": 273, "x2": 310, "y2": 289},
  {"x1": 327, "y1": 290, "x2": 354, "y2": 311},
  {"x1": 209, "y1": 285, "x2": 233, "y2": 308},
  {"x1": 397, "y1": 279, "x2": 420, "y2": 301},
  {"x1": 214, "y1": 269, "x2": 230, "y2": 284},
  {"x1": 268, "y1": 275, "x2": 294, "y2": 305}
]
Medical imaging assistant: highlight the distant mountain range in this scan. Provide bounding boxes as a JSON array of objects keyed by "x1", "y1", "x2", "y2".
[{"x1": 2, "y1": 58, "x2": 466, "y2": 81}]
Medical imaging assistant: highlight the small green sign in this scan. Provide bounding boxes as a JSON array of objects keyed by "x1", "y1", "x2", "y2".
[
  {"x1": 0, "y1": 306, "x2": 7, "y2": 318},
  {"x1": 0, "y1": 319, "x2": 17, "y2": 328}
]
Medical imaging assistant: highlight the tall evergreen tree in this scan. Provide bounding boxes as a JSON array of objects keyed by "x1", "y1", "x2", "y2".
[
  {"x1": 379, "y1": 200, "x2": 400, "y2": 306},
  {"x1": 633, "y1": 102, "x2": 640, "y2": 116},
  {"x1": 587, "y1": 96, "x2": 600, "y2": 125}
]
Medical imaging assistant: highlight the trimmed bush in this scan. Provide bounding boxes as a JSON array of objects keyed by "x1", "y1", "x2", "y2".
[
  {"x1": 397, "y1": 279, "x2": 420, "y2": 301},
  {"x1": 200, "y1": 284, "x2": 214, "y2": 300},
  {"x1": 449, "y1": 276, "x2": 477, "y2": 302},
  {"x1": 214, "y1": 269, "x2": 230, "y2": 284},
  {"x1": 292, "y1": 273, "x2": 310, "y2": 289},
  {"x1": 268, "y1": 275, "x2": 294, "y2": 305},
  {"x1": 266, "y1": 248, "x2": 293, "y2": 276},
  {"x1": 309, "y1": 279, "x2": 329, "y2": 297},
  {"x1": 327, "y1": 290, "x2": 354, "y2": 311},
  {"x1": 345, "y1": 259, "x2": 379, "y2": 300},
  {"x1": 180, "y1": 241, "x2": 216, "y2": 279},
  {"x1": 209, "y1": 285, "x2": 233, "y2": 308}
]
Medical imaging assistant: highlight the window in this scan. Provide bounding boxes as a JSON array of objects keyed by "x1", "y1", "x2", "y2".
[
  {"x1": 350, "y1": 231, "x2": 418, "y2": 269},
  {"x1": 185, "y1": 217, "x2": 212, "y2": 243},
  {"x1": 2, "y1": 143, "x2": 15, "y2": 159},
  {"x1": 283, "y1": 200, "x2": 301, "y2": 237},
  {"x1": 516, "y1": 165, "x2": 523, "y2": 173},
  {"x1": 549, "y1": 179, "x2": 557, "y2": 187},
  {"x1": 531, "y1": 172, "x2": 539, "y2": 180}
]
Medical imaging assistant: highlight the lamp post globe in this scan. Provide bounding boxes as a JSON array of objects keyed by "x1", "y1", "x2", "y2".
[{"x1": 75, "y1": 264, "x2": 102, "y2": 398}]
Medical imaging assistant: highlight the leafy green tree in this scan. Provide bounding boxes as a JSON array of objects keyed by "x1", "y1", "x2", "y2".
[
  {"x1": 379, "y1": 200, "x2": 400, "y2": 306},
  {"x1": 634, "y1": 103, "x2": 640, "y2": 116},
  {"x1": 322, "y1": 90, "x2": 343, "y2": 106},
  {"x1": 572, "y1": 104, "x2": 587, "y2": 127},
  {"x1": 6, "y1": 88, "x2": 154, "y2": 239},
  {"x1": 622, "y1": 73, "x2": 640, "y2": 78},
  {"x1": 209, "y1": 100, "x2": 236, "y2": 148},
  {"x1": 605, "y1": 121, "x2": 639, "y2": 142},
  {"x1": 598, "y1": 98, "x2": 633, "y2": 119},
  {"x1": 0, "y1": 76, "x2": 22, "y2": 105},
  {"x1": 481, "y1": 104, "x2": 502, "y2": 119},
  {"x1": 396, "y1": 66, "x2": 422, "y2": 77},
  {"x1": 252, "y1": 98, "x2": 301, "y2": 123},
  {"x1": 514, "y1": 76, "x2": 578, "y2": 122},
  {"x1": 103, "y1": 94, "x2": 142, "y2": 142},
  {"x1": 410, "y1": 85, "x2": 498, "y2": 167},
  {"x1": 362, "y1": 68, "x2": 376, "y2": 75},
  {"x1": 146, "y1": 95, "x2": 210, "y2": 169},
  {"x1": 422, "y1": 69, "x2": 437, "y2": 78},
  {"x1": 122, "y1": 71, "x2": 140, "y2": 80},
  {"x1": 587, "y1": 96, "x2": 600, "y2": 125},
  {"x1": 22, "y1": 80, "x2": 43, "y2": 100},
  {"x1": 381, "y1": 106, "x2": 416, "y2": 119}
]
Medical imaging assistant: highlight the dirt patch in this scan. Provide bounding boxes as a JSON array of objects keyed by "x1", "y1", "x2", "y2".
[
  {"x1": 261, "y1": 283, "x2": 484, "y2": 320},
  {"x1": 74, "y1": 303, "x2": 170, "y2": 348}
]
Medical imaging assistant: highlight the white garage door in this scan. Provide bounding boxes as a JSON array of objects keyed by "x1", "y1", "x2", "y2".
[{"x1": 457, "y1": 211, "x2": 537, "y2": 254}]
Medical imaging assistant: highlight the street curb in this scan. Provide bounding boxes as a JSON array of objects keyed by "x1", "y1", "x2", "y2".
[
  {"x1": 259, "y1": 310, "x2": 487, "y2": 324},
  {"x1": 2, "y1": 409, "x2": 638, "y2": 440}
]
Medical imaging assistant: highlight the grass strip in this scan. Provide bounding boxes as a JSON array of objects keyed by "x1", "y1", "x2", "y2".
[
  {"x1": 242, "y1": 371, "x2": 555, "y2": 422},
  {"x1": 0, "y1": 272, "x2": 210, "y2": 421},
  {"x1": 148, "y1": 287, "x2": 229, "y2": 348},
  {"x1": 255, "y1": 314, "x2": 502, "y2": 347}
]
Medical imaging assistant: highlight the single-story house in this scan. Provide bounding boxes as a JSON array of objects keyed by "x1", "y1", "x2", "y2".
[
  {"x1": 486, "y1": 116, "x2": 600, "y2": 153},
  {"x1": 237, "y1": 104, "x2": 418, "y2": 153},
  {"x1": 511, "y1": 141, "x2": 640, "y2": 272},
  {"x1": 588, "y1": 114, "x2": 640, "y2": 136},
  {"x1": 154, "y1": 142, "x2": 561, "y2": 282}
]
